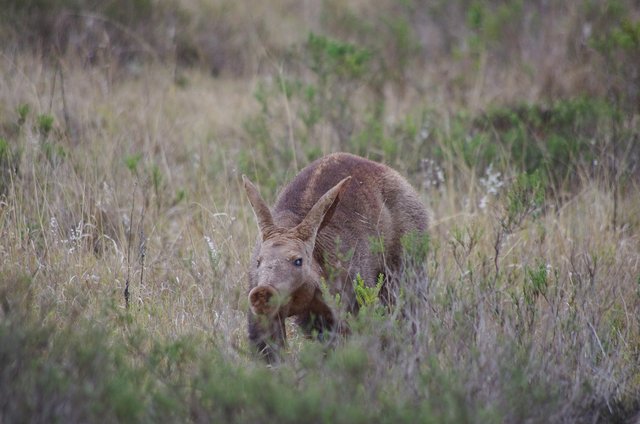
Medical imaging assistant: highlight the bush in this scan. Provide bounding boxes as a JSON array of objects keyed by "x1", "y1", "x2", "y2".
[{"x1": 467, "y1": 98, "x2": 622, "y2": 189}]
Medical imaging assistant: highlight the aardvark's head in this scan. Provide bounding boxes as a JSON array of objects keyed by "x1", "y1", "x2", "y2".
[{"x1": 243, "y1": 175, "x2": 351, "y2": 317}]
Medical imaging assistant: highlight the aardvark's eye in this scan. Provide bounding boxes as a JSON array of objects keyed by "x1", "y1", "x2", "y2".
[{"x1": 293, "y1": 258, "x2": 303, "y2": 267}]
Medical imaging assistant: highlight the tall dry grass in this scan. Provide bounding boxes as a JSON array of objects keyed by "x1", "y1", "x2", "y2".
[{"x1": 1, "y1": 0, "x2": 640, "y2": 422}]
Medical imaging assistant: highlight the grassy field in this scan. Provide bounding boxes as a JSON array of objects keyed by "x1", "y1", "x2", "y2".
[{"x1": 1, "y1": 0, "x2": 640, "y2": 422}]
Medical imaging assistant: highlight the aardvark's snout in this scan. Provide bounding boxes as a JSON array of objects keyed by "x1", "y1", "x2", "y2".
[{"x1": 249, "y1": 285, "x2": 278, "y2": 316}]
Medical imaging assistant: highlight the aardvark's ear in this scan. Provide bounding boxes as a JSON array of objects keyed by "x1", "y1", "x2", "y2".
[
  {"x1": 295, "y1": 176, "x2": 351, "y2": 244},
  {"x1": 243, "y1": 175, "x2": 276, "y2": 240}
]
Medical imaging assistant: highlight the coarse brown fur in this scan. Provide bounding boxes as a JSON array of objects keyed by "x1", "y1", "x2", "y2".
[{"x1": 244, "y1": 152, "x2": 429, "y2": 362}]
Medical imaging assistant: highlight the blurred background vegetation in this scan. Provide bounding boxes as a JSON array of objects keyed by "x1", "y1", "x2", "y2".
[
  {"x1": 1, "y1": 0, "x2": 639, "y2": 422},
  {"x1": 2, "y1": 0, "x2": 638, "y2": 190}
]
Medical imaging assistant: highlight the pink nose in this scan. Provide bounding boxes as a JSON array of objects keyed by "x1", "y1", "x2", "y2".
[{"x1": 248, "y1": 285, "x2": 278, "y2": 316}]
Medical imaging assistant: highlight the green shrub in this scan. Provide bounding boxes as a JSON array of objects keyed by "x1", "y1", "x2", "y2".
[
  {"x1": 469, "y1": 98, "x2": 619, "y2": 189},
  {"x1": 36, "y1": 114, "x2": 54, "y2": 138},
  {"x1": 591, "y1": 17, "x2": 640, "y2": 112}
]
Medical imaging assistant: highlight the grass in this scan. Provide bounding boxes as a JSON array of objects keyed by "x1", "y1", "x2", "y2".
[{"x1": 1, "y1": 1, "x2": 640, "y2": 422}]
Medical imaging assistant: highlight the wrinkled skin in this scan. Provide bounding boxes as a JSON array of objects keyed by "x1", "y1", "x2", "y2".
[{"x1": 243, "y1": 153, "x2": 429, "y2": 363}]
